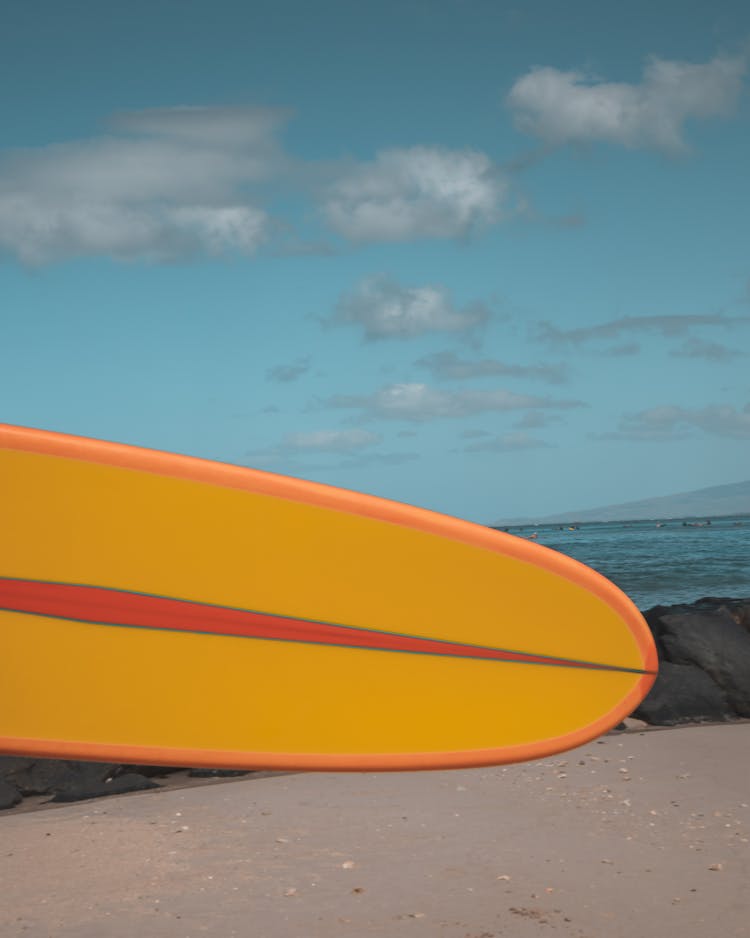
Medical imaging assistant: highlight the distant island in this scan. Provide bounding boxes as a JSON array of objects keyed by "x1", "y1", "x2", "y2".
[{"x1": 497, "y1": 479, "x2": 750, "y2": 526}]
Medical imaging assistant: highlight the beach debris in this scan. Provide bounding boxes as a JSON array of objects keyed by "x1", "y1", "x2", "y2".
[
  {"x1": 708, "y1": 863, "x2": 724, "y2": 871},
  {"x1": 341, "y1": 861, "x2": 355, "y2": 869},
  {"x1": 283, "y1": 888, "x2": 298, "y2": 897}
]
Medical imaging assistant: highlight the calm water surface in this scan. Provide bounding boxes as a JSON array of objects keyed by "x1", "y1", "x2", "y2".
[{"x1": 498, "y1": 516, "x2": 750, "y2": 611}]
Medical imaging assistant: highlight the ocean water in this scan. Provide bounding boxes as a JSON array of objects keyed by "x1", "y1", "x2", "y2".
[{"x1": 497, "y1": 516, "x2": 750, "y2": 611}]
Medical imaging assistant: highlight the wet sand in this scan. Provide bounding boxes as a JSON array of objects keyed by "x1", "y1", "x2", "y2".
[{"x1": 1, "y1": 724, "x2": 748, "y2": 937}]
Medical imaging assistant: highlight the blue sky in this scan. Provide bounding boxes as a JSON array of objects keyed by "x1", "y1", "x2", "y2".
[{"x1": 2, "y1": 0, "x2": 749, "y2": 522}]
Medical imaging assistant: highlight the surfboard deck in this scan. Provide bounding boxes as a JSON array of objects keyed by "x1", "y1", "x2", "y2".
[{"x1": 0, "y1": 424, "x2": 657, "y2": 771}]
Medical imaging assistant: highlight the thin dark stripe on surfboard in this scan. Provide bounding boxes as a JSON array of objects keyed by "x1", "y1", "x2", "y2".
[{"x1": 0, "y1": 577, "x2": 654, "y2": 675}]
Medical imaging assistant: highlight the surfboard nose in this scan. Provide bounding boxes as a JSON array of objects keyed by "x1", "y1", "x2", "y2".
[{"x1": 1, "y1": 423, "x2": 658, "y2": 770}]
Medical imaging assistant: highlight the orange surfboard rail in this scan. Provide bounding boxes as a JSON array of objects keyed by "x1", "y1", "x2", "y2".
[{"x1": 0, "y1": 424, "x2": 657, "y2": 771}]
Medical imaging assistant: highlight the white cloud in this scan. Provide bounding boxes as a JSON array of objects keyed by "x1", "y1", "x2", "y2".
[
  {"x1": 0, "y1": 106, "x2": 288, "y2": 263},
  {"x1": 507, "y1": 53, "x2": 746, "y2": 151},
  {"x1": 323, "y1": 146, "x2": 506, "y2": 241},
  {"x1": 332, "y1": 276, "x2": 489, "y2": 339},
  {"x1": 327, "y1": 382, "x2": 584, "y2": 421},
  {"x1": 595, "y1": 402, "x2": 750, "y2": 441},
  {"x1": 417, "y1": 350, "x2": 566, "y2": 383}
]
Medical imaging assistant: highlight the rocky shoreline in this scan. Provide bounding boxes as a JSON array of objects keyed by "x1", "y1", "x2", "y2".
[
  {"x1": 633, "y1": 596, "x2": 750, "y2": 724},
  {"x1": 2, "y1": 595, "x2": 748, "y2": 812}
]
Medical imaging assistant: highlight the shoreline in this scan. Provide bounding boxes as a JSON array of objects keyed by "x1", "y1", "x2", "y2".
[
  {"x1": 2, "y1": 722, "x2": 748, "y2": 938},
  {"x1": 5, "y1": 718, "x2": 750, "y2": 819}
]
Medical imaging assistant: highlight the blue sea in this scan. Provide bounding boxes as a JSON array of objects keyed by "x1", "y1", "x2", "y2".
[{"x1": 497, "y1": 516, "x2": 750, "y2": 611}]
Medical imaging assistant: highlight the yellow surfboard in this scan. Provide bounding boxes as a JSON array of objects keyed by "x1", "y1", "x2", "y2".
[{"x1": 0, "y1": 424, "x2": 656, "y2": 771}]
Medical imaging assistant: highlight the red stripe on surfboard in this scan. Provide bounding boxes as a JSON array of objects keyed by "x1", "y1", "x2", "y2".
[{"x1": 0, "y1": 578, "x2": 650, "y2": 674}]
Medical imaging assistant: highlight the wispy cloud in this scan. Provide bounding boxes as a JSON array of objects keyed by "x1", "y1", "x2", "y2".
[
  {"x1": 462, "y1": 431, "x2": 552, "y2": 453},
  {"x1": 514, "y1": 411, "x2": 561, "y2": 429},
  {"x1": 266, "y1": 357, "x2": 312, "y2": 382},
  {"x1": 278, "y1": 428, "x2": 382, "y2": 452},
  {"x1": 670, "y1": 337, "x2": 744, "y2": 361},
  {"x1": 593, "y1": 402, "x2": 750, "y2": 441},
  {"x1": 320, "y1": 450, "x2": 420, "y2": 470},
  {"x1": 507, "y1": 52, "x2": 746, "y2": 152},
  {"x1": 326, "y1": 382, "x2": 584, "y2": 422},
  {"x1": 247, "y1": 427, "x2": 420, "y2": 472},
  {"x1": 536, "y1": 313, "x2": 750, "y2": 346},
  {"x1": 0, "y1": 106, "x2": 290, "y2": 264},
  {"x1": 322, "y1": 146, "x2": 507, "y2": 241},
  {"x1": 604, "y1": 342, "x2": 641, "y2": 357},
  {"x1": 247, "y1": 427, "x2": 380, "y2": 466},
  {"x1": 417, "y1": 350, "x2": 566, "y2": 383},
  {"x1": 330, "y1": 277, "x2": 489, "y2": 340}
]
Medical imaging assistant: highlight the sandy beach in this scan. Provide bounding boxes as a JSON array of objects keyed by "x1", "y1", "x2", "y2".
[{"x1": 1, "y1": 724, "x2": 748, "y2": 938}]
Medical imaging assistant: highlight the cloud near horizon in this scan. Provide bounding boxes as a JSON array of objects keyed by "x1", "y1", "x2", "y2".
[
  {"x1": 326, "y1": 382, "x2": 584, "y2": 422},
  {"x1": 669, "y1": 337, "x2": 744, "y2": 362},
  {"x1": 507, "y1": 52, "x2": 746, "y2": 152},
  {"x1": 594, "y1": 402, "x2": 750, "y2": 441},
  {"x1": 247, "y1": 427, "x2": 380, "y2": 464},
  {"x1": 536, "y1": 313, "x2": 750, "y2": 346},
  {"x1": 331, "y1": 277, "x2": 490, "y2": 340},
  {"x1": 280, "y1": 428, "x2": 382, "y2": 452},
  {"x1": 246, "y1": 427, "x2": 421, "y2": 472}
]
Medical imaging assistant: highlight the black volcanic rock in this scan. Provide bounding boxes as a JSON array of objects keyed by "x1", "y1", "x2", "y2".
[
  {"x1": 659, "y1": 610, "x2": 750, "y2": 717},
  {"x1": 636, "y1": 597, "x2": 750, "y2": 724},
  {"x1": 187, "y1": 768, "x2": 249, "y2": 778},
  {"x1": 633, "y1": 661, "x2": 730, "y2": 725},
  {"x1": 0, "y1": 758, "x2": 115, "y2": 796},
  {"x1": 50, "y1": 772, "x2": 159, "y2": 803},
  {"x1": 0, "y1": 778, "x2": 21, "y2": 810},
  {"x1": 0, "y1": 757, "x2": 160, "y2": 804}
]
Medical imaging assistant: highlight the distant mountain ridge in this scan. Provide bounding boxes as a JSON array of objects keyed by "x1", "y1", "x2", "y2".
[{"x1": 498, "y1": 479, "x2": 750, "y2": 525}]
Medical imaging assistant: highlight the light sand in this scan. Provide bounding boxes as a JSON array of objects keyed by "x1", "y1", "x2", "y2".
[{"x1": 1, "y1": 725, "x2": 748, "y2": 938}]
